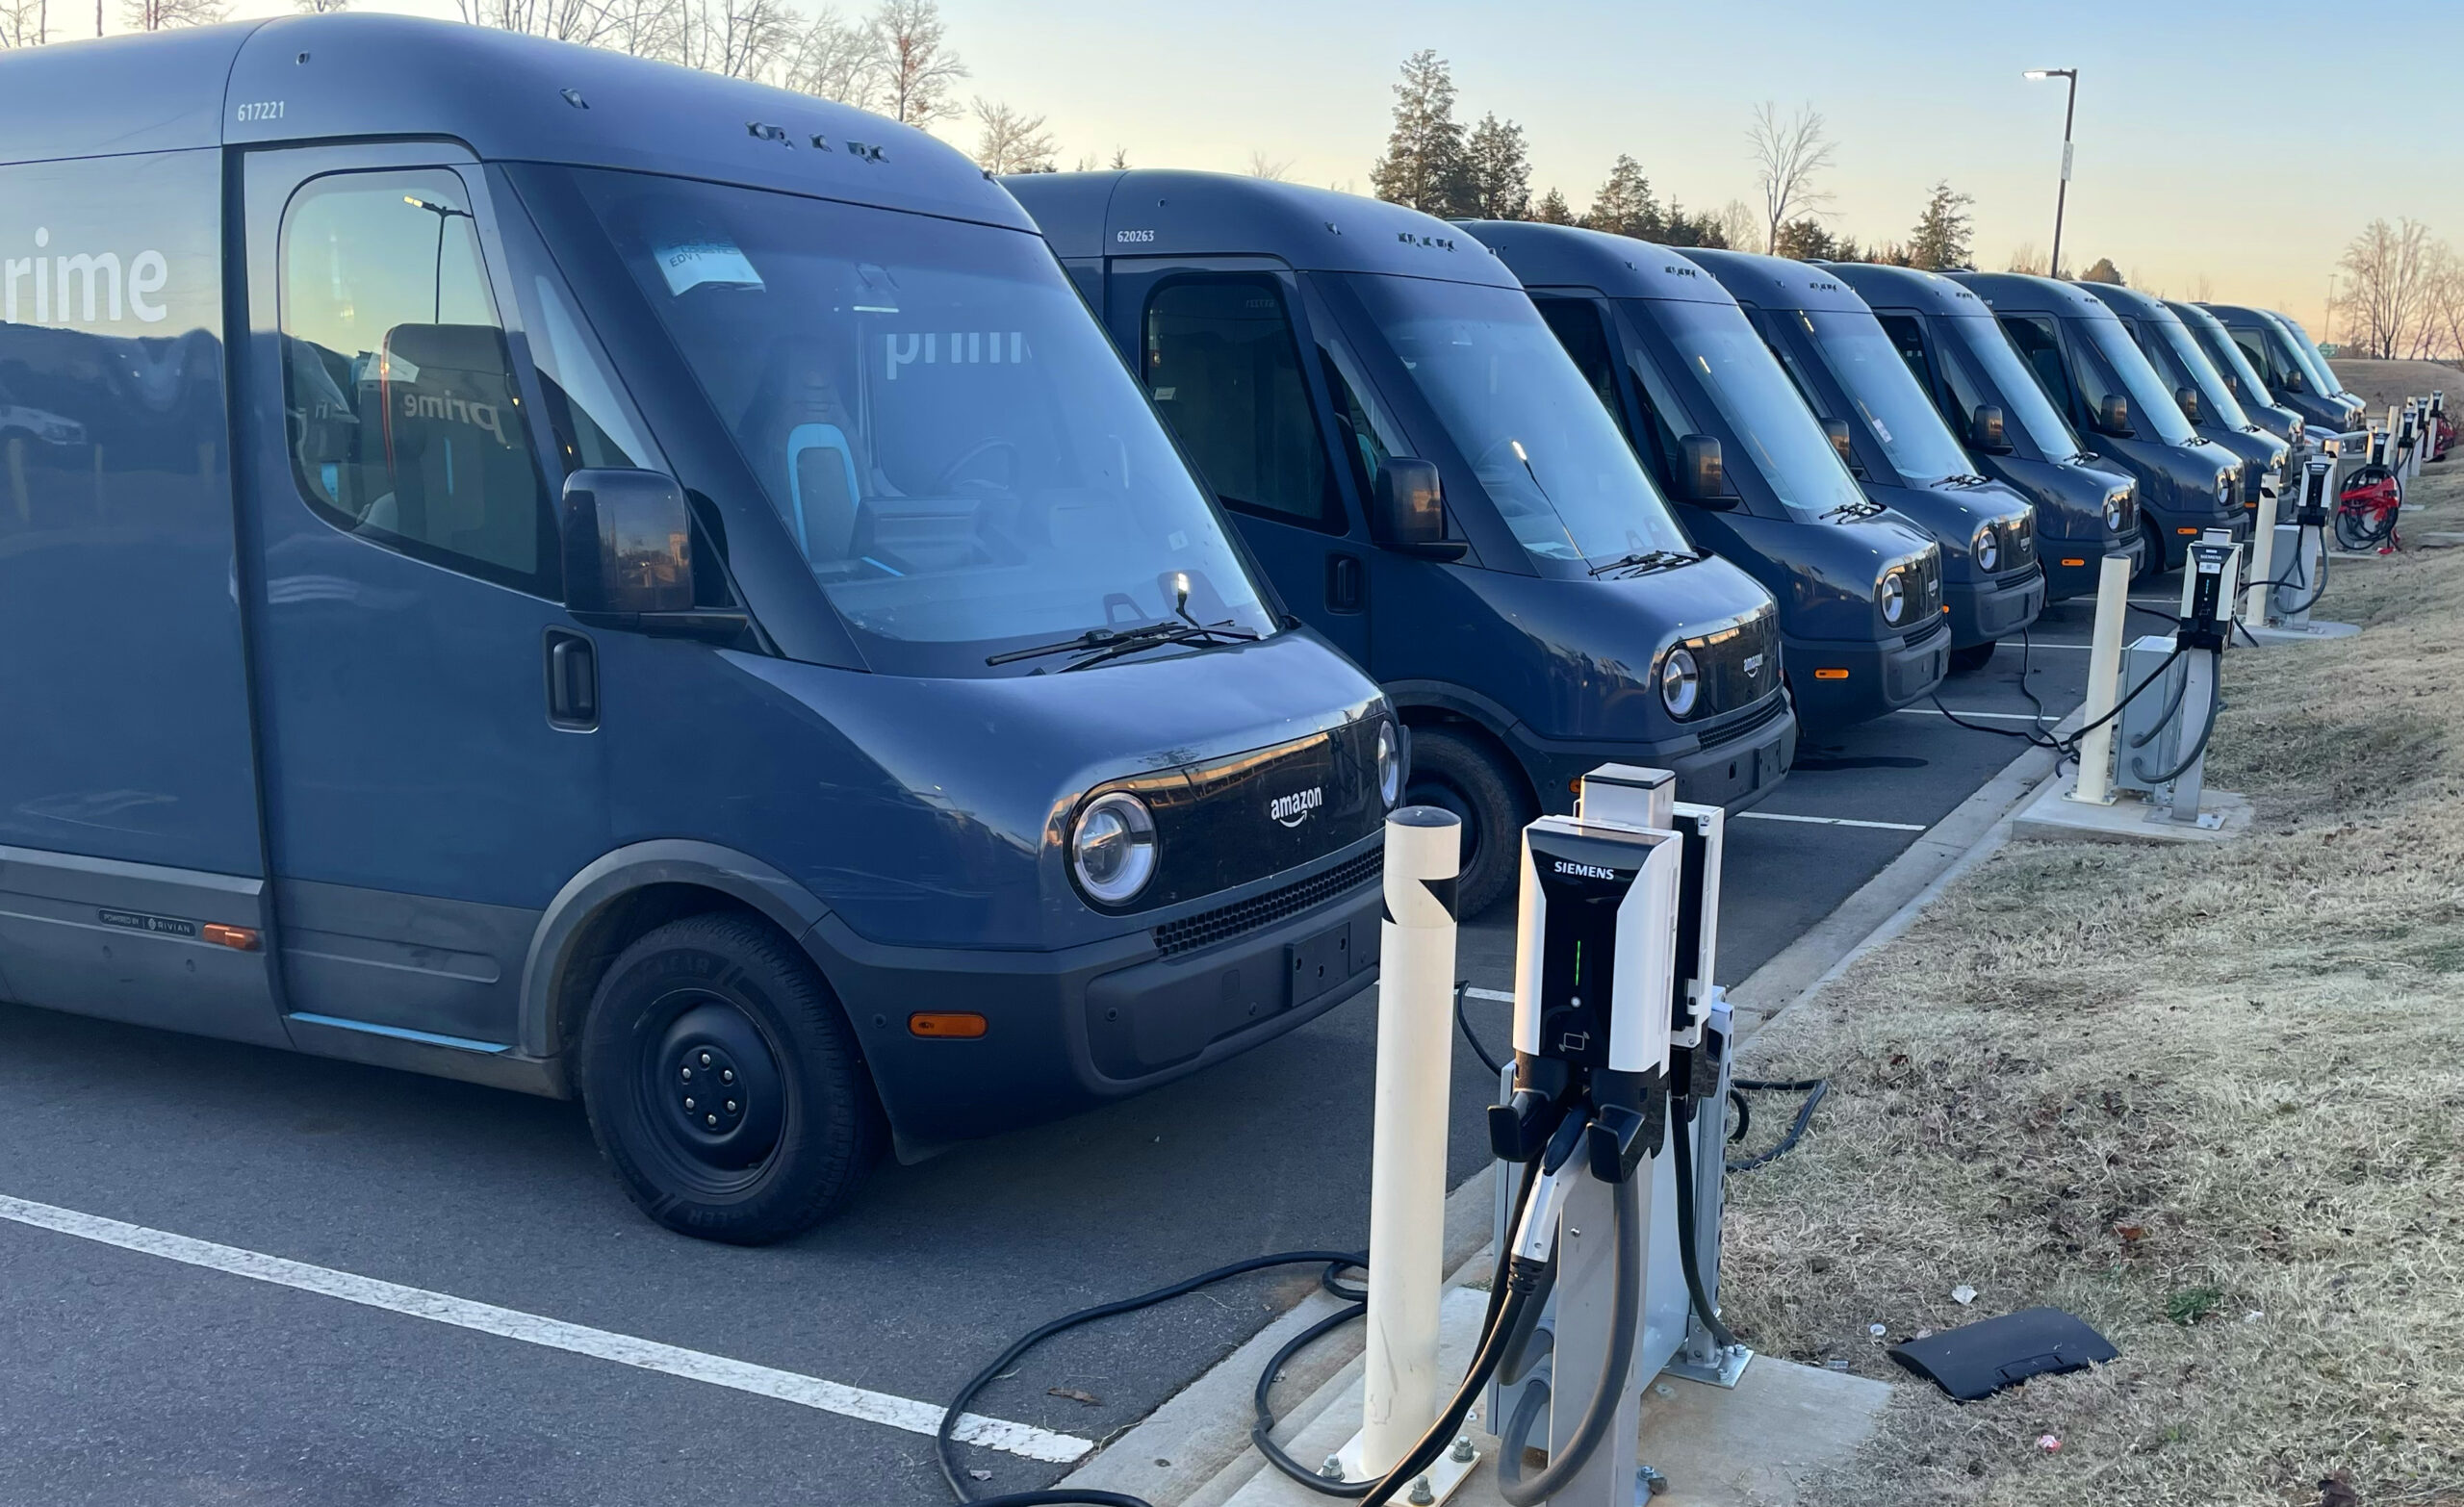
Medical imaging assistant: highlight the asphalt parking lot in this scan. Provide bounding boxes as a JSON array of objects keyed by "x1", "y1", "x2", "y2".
[{"x1": 0, "y1": 600, "x2": 2115, "y2": 1507}]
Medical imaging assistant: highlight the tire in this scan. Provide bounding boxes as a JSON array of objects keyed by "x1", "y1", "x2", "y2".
[
  {"x1": 2134, "y1": 516, "x2": 2168, "y2": 582},
  {"x1": 1402, "y1": 726, "x2": 1532, "y2": 919},
  {"x1": 1947, "y1": 641, "x2": 1997, "y2": 674},
  {"x1": 579, "y1": 913, "x2": 884, "y2": 1244}
]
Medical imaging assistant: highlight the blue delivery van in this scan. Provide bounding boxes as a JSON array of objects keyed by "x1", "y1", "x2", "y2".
[
  {"x1": 0, "y1": 17, "x2": 1403, "y2": 1242},
  {"x1": 2168, "y1": 299, "x2": 2307, "y2": 455},
  {"x1": 1003, "y1": 172, "x2": 1796, "y2": 915},
  {"x1": 2200, "y1": 303, "x2": 2366, "y2": 436},
  {"x1": 1824, "y1": 262, "x2": 2142, "y2": 600},
  {"x1": 1685, "y1": 248, "x2": 2044, "y2": 673},
  {"x1": 1464, "y1": 222, "x2": 1947, "y2": 730},
  {"x1": 2080, "y1": 281, "x2": 2291, "y2": 528},
  {"x1": 1950, "y1": 273, "x2": 2246, "y2": 574}
]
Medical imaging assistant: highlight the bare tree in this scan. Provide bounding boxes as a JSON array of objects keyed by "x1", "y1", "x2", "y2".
[
  {"x1": 2332, "y1": 217, "x2": 2435, "y2": 359},
  {"x1": 784, "y1": 7, "x2": 881, "y2": 107},
  {"x1": 1246, "y1": 149, "x2": 1294, "y2": 181},
  {"x1": 1713, "y1": 199, "x2": 1759, "y2": 255},
  {"x1": 2420, "y1": 242, "x2": 2464, "y2": 359},
  {"x1": 2005, "y1": 242, "x2": 2045, "y2": 274},
  {"x1": 674, "y1": 0, "x2": 794, "y2": 79},
  {"x1": 971, "y1": 97, "x2": 1055, "y2": 174},
  {"x1": 122, "y1": 0, "x2": 221, "y2": 28},
  {"x1": 1, "y1": 0, "x2": 49, "y2": 45},
  {"x1": 458, "y1": 0, "x2": 618, "y2": 48},
  {"x1": 868, "y1": 0, "x2": 965, "y2": 131},
  {"x1": 1747, "y1": 100, "x2": 1836, "y2": 254}
]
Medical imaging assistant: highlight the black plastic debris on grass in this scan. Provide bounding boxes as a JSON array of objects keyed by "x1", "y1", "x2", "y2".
[{"x1": 1887, "y1": 1307, "x2": 2118, "y2": 1400}]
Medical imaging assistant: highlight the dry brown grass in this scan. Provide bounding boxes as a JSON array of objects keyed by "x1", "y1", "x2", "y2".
[
  {"x1": 2329, "y1": 359, "x2": 2462, "y2": 417},
  {"x1": 1720, "y1": 469, "x2": 2464, "y2": 1504}
]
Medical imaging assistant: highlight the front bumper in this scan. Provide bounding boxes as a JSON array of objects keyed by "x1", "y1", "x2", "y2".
[
  {"x1": 1784, "y1": 617, "x2": 1949, "y2": 728},
  {"x1": 2146, "y1": 500, "x2": 2247, "y2": 570},
  {"x1": 1943, "y1": 567, "x2": 2045, "y2": 649},
  {"x1": 1506, "y1": 694, "x2": 1798, "y2": 816},
  {"x1": 810, "y1": 836, "x2": 1386, "y2": 1156},
  {"x1": 2039, "y1": 535, "x2": 2144, "y2": 600}
]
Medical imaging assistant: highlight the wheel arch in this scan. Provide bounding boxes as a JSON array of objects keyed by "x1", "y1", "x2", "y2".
[
  {"x1": 519, "y1": 841, "x2": 838, "y2": 1069},
  {"x1": 1384, "y1": 679, "x2": 1542, "y2": 813}
]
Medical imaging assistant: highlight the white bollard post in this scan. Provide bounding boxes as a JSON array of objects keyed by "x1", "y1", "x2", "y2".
[
  {"x1": 2243, "y1": 476, "x2": 2279, "y2": 627},
  {"x1": 1363, "y1": 805, "x2": 1461, "y2": 1477},
  {"x1": 2067, "y1": 553, "x2": 2132, "y2": 805}
]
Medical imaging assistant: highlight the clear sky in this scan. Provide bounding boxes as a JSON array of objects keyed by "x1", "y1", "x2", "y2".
[{"x1": 216, "y1": 0, "x2": 2452, "y2": 336}]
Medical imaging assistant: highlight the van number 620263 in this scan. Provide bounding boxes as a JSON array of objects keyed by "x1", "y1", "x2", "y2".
[{"x1": 235, "y1": 100, "x2": 286, "y2": 121}]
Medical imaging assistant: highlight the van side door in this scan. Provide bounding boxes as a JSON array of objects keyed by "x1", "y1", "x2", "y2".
[
  {"x1": 0, "y1": 147, "x2": 284, "y2": 1047},
  {"x1": 235, "y1": 144, "x2": 609, "y2": 1053},
  {"x1": 1106, "y1": 261, "x2": 1371, "y2": 666}
]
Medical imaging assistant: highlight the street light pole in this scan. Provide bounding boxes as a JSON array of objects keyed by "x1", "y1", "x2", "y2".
[{"x1": 2025, "y1": 68, "x2": 2079, "y2": 278}]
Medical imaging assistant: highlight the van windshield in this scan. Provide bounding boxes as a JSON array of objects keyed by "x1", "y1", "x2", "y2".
[
  {"x1": 1336, "y1": 274, "x2": 1693, "y2": 566},
  {"x1": 1623, "y1": 297, "x2": 1867, "y2": 520},
  {"x1": 2073, "y1": 318, "x2": 2198, "y2": 447},
  {"x1": 2136, "y1": 314, "x2": 2250, "y2": 430},
  {"x1": 2177, "y1": 307, "x2": 2277, "y2": 410},
  {"x1": 2272, "y1": 314, "x2": 2345, "y2": 396},
  {"x1": 1790, "y1": 309, "x2": 1976, "y2": 485},
  {"x1": 1940, "y1": 316, "x2": 2083, "y2": 461},
  {"x1": 565, "y1": 168, "x2": 1272, "y2": 675}
]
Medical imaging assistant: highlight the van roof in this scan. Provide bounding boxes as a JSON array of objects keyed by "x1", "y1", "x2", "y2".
[
  {"x1": 0, "y1": 13, "x2": 1025, "y2": 231},
  {"x1": 1947, "y1": 270, "x2": 2121, "y2": 320},
  {"x1": 2196, "y1": 302, "x2": 2285, "y2": 332},
  {"x1": 1002, "y1": 170, "x2": 1521, "y2": 288},
  {"x1": 2074, "y1": 280, "x2": 2178, "y2": 323},
  {"x1": 1454, "y1": 221, "x2": 1732, "y2": 305},
  {"x1": 1682, "y1": 246, "x2": 1870, "y2": 314},
  {"x1": 1821, "y1": 261, "x2": 1995, "y2": 319}
]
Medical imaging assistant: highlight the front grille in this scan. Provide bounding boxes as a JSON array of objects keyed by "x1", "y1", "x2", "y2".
[{"x1": 1153, "y1": 847, "x2": 1384, "y2": 958}]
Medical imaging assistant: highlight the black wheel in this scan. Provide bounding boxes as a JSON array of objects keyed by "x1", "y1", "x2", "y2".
[
  {"x1": 1947, "y1": 640, "x2": 1996, "y2": 674},
  {"x1": 1402, "y1": 726, "x2": 1531, "y2": 919},
  {"x1": 579, "y1": 913, "x2": 884, "y2": 1244},
  {"x1": 2134, "y1": 516, "x2": 2168, "y2": 582}
]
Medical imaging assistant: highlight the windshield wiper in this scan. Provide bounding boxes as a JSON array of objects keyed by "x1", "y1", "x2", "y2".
[
  {"x1": 1588, "y1": 549, "x2": 1699, "y2": 578},
  {"x1": 1819, "y1": 498, "x2": 1888, "y2": 521},
  {"x1": 986, "y1": 615, "x2": 1259, "y2": 671}
]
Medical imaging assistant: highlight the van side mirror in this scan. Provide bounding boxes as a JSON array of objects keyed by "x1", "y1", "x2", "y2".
[
  {"x1": 2279, "y1": 366, "x2": 2304, "y2": 393},
  {"x1": 1821, "y1": 417, "x2": 1855, "y2": 464},
  {"x1": 1677, "y1": 434, "x2": 1732, "y2": 506},
  {"x1": 561, "y1": 468, "x2": 747, "y2": 640},
  {"x1": 2095, "y1": 394, "x2": 2131, "y2": 437},
  {"x1": 2175, "y1": 386, "x2": 2201, "y2": 424},
  {"x1": 1372, "y1": 457, "x2": 1467, "y2": 560},
  {"x1": 1969, "y1": 403, "x2": 2009, "y2": 452}
]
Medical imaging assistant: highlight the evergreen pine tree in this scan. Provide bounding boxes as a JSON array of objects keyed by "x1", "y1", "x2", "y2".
[
  {"x1": 1369, "y1": 49, "x2": 1473, "y2": 215},
  {"x1": 1532, "y1": 188, "x2": 1576, "y2": 225},
  {"x1": 1581, "y1": 155, "x2": 1662, "y2": 240},
  {"x1": 1463, "y1": 113, "x2": 1531, "y2": 220},
  {"x1": 1907, "y1": 180, "x2": 1975, "y2": 270}
]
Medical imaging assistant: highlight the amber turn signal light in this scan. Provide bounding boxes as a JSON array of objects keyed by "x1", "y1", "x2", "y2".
[
  {"x1": 910, "y1": 1011, "x2": 988, "y2": 1039},
  {"x1": 201, "y1": 924, "x2": 260, "y2": 951},
  {"x1": 1812, "y1": 668, "x2": 1850, "y2": 680}
]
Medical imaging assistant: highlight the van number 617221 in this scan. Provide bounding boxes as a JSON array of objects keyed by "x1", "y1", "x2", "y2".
[{"x1": 235, "y1": 100, "x2": 286, "y2": 121}]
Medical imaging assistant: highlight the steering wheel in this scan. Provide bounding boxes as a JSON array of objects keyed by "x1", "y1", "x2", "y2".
[{"x1": 934, "y1": 437, "x2": 1019, "y2": 494}]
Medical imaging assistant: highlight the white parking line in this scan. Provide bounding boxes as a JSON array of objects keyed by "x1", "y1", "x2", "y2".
[
  {"x1": 0, "y1": 1193, "x2": 1091, "y2": 1465},
  {"x1": 1465, "y1": 986, "x2": 1513, "y2": 1003},
  {"x1": 1733, "y1": 810, "x2": 1929, "y2": 832},
  {"x1": 1896, "y1": 707, "x2": 2050, "y2": 723}
]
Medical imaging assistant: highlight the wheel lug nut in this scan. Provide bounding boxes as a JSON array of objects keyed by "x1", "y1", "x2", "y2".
[
  {"x1": 680, "y1": 1067, "x2": 693, "y2": 1081},
  {"x1": 721, "y1": 1070, "x2": 734, "y2": 1084},
  {"x1": 683, "y1": 1098, "x2": 696, "y2": 1111},
  {"x1": 725, "y1": 1101, "x2": 737, "y2": 1113},
  {"x1": 705, "y1": 1114, "x2": 718, "y2": 1127},
  {"x1": 699, "y1": 1052, "x2": 712, "y2": 1066}
]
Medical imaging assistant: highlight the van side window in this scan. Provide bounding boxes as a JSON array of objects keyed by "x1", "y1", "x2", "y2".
[
  {"x1": 1997, "y1": 315, "x2": 2072, "y2": 419},
  {"x1": 1534, "y1": 297, "x2": 1625, "y2": 431},
  {"x1": 280, "y1": 170, "x2": 558, "y2": 597},
  {"x1": 1614, "y1": 334, "x2": 1696, "y2": 492},
  {"x1": 1874, "y1": 315, "x2": 1937, "y2": 400},
  {"x1": 1317, "y1": 335, "x2": 1403, "y2": 511},
  {"x1": 1142, "y1": 278, "x2": 1340, "y2": 530},
  {"x1": 2231, "y1": 331, "x2": 2278, "y2": 386}
]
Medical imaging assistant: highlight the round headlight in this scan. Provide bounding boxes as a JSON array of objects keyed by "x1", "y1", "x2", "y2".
[
  {"x1": 2103, "y1": 493, "x2": 2125, "y2": 531},
  {"x1": 1071, "y1": 791, "x2": 1157, "y2": 906},
  {"x1": 1374, "y1": 722, "x2": 1402, "y2": 808},
  {"x1": 1659, "y1": 647, "x2": 1701, "y2": 718},
  {"x1": 1879, "y1": 572, "x2": 1908, "y2": 626},
  {"x1": 1974, "y1": 525, "x2": 2000, "y2": 572},
  {"x1": 2219, "y1": 472, "x2": 2237, "y2": 509}
]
